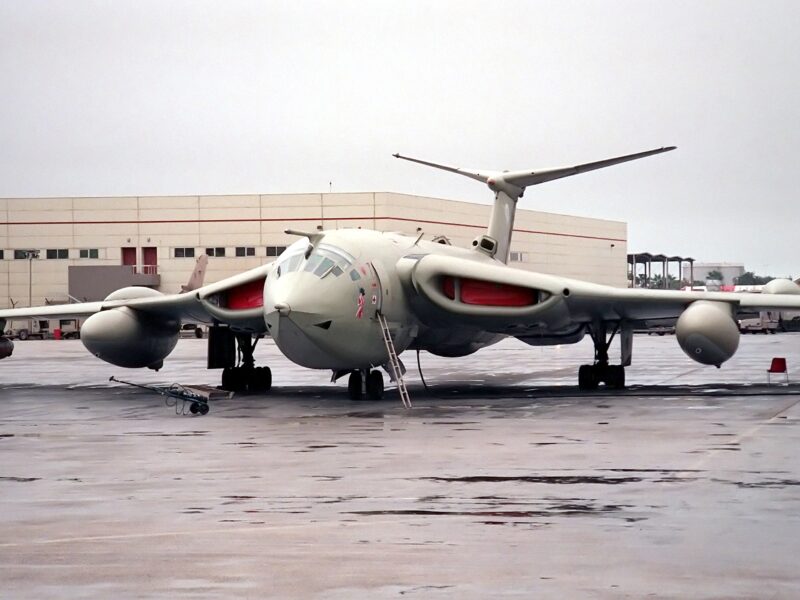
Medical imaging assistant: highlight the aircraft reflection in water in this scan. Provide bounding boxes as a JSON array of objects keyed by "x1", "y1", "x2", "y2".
[{"x1": 3, "y1": 146, "x2": 800, "y2": 403}]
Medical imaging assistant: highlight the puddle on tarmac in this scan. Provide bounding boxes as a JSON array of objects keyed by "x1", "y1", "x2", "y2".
[
  {"x1": 348, "y1": 503, "x2": 628, "y2": 518},
  {"x1": 717, "y1": 478, "x2": 800, "y2": 489},
  {"x1": 122, "y1": 431, "x2": 209, "y2": 437},
  {"x1": 420, "y1": 475, "x2": 643, "y2": 485}
]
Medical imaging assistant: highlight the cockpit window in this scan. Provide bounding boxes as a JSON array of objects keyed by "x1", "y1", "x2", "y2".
[
  {"x1": 313, "y1": 257, "x2": 335, "y2": 277},
  {"x1": 274, "y1": 241, "x2": 355, "y2": 280},
  {"x1": 303, "y1": 254, "x2": 324, "y2": 273}
]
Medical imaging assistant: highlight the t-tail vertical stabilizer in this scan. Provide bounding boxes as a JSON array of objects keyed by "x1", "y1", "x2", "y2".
[{"x1": 393, "y1": 146, "x2": 675, "y2": 263}]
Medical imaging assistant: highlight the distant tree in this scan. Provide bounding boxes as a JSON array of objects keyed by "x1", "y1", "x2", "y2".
[
  {"x1": 735, "y1": 271, "x2": 775, "y2": 285},
  {"x1": 651, "y1": 274, "x2": 680, "y2": 289},
  {"x1": 706, "y1": 269, "x2": 724, "y2": 283}
]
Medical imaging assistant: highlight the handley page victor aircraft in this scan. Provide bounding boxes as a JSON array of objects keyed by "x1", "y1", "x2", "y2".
[{"x1": 2, "y1": 146, "x2": 800, "y2": 402}]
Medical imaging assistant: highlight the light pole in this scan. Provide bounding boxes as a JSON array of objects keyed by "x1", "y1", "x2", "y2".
[{"x1": 26, "y1": 250, "x2": 40, "y2": 308}]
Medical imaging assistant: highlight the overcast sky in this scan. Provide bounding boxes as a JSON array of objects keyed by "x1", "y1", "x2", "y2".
[{"x1": 1, "y1": 1, "x2": 798, "y2": 276}]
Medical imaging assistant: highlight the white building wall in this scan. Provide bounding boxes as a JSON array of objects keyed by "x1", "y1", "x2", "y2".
[
  {"x1": 681, "y1": 262, "x2": 745, "y2": 284},
  {"x1": 0, "y1": 193, "x2": 627, "y2": 308}
]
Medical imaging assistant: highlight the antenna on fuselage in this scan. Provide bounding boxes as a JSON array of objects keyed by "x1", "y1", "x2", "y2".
[
  {"x1": 393, "y1": 147, "x2": 676, "y2": 263},
  {"x1": 285, "y1": 229, "x2": 325, "y2": 259}
]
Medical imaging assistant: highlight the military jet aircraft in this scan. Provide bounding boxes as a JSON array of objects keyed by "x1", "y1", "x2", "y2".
[{"x1": 2, "y1": 146, "x2": 800, "y2": 401}]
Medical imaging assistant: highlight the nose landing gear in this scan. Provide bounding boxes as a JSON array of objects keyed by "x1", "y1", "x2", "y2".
[
  {"x1": 347, "y1": 369, "x2": 385, "y2": 400},
  {"x1": 578, "y1": 322, "x2": 628, "y2": 390},
  {"x1": 221, "y1": 365, "x2": 272, "y2": 393},
  {"x1": 210, "y1": 327, "x2": 272, "y2": 393}
]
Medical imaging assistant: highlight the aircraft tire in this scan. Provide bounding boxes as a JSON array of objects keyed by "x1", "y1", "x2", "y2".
[
  {"x1": 578, "y1": 365, "x2": 599, "y2": 391},
  {"x1": 366, "y1": 370, "x2": 384, "y2": 400},
  {"x1": 222, "y1": 367, "x2": 246, "y2": 393},
  {"x1": 253, "y1": 366, "x2": 272, "y2": 392},
  {"x1": 347, "y1": 371, "x2": 363, "y2": 401},
  {"x1": 221, "y1": 367, "x2": 234, "y2": 391},
  {"x1": 606, "y1": 365, "x2": 625, "y2": 389}
]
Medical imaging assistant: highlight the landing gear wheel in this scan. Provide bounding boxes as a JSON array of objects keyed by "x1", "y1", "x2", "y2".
[
  {"x1": 366, "y1": 370, "x2": 384, "y2": 400},
  {"x1": 189, "y1": 402, "x2": 200, "y2": 414},
  {"x1": 606, "y1": 365, "x2": 626, "y2": 389},
  {"x1": 578, "y1": 365, "x2": 599, "y2": 391},
  {"x1": 251, "y1": 366, "x2": 272, "y2": 393},
  {"x1": 261, "y1": 366, "x2": 273, "y2": 391},
  {"x1": 348, "y1": 371, "x2": 363, "y2": 401},
  {"x1": 198, "y1": 403, "x2": 209, "y2": 415},
  {"x1": 221, "y1": 367, "x2": 232, "y2": 390},
  {"x1": 221, "y1": 367, "x2": 239, "y2": 391}
]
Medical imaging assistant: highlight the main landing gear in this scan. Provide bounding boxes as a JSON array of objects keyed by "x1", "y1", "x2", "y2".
[
  {"x1": 209, "y1": 327, "x2": 272, "y2": 393},
  {"x1": 578, "y1": 322, "x2": 629, "y2": 391},
  {"x1": 347, "y1": 369, "x2": 385, "y2": 401}
]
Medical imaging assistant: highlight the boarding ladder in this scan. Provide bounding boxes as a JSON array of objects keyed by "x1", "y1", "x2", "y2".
[{"x1": 377, "y1": 312, "x2": 412, "y2": 408}]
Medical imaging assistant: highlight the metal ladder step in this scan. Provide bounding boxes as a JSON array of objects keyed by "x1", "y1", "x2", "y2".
[{"x1": 377, "y1": 313, "x2": 411, "y2": 408}]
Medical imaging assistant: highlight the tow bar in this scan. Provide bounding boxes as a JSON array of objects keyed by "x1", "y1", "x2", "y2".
[{"x1": 109, "y1": 376, "x2": 231, "y2": 416}]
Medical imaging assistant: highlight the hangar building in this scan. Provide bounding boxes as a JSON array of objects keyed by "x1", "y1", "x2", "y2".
[{"x1": 0, "y1": 192, "x2": 627, "y2": 309}]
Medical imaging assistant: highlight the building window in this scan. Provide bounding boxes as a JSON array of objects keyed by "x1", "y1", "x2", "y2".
[
  {"x1": 46, "y1": 249, "x2": 69, "y2": 259},
  {"x1": 266, "y1": 245, "x2": 287, "y2": 257},
  {"x1": 0, "y1": 250, "x2": 3, "y2": 259},
  {"x1": 174, "y1": 247, "x2": 195, "y2": 258},
  {"x1": 14, "y1": 250, "x2": 38, "y2": 259},
  {"x1": 205, "y1": 247, "x2": 225, "y2": 257},
  {"x1": 509, "y1": 251, "x2": 527, "y2": 262},
  {"x1": 236, "y1": 246, "x2": 255, "y2": 257},
  {"x1": 79, "y1": 249, "x2": 99, "y2": 259}
]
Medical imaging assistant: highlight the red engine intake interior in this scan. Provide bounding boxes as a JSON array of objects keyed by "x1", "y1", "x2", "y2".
[
  {"x1": 225, "y1": 278, "x2": 266, "y2": 310},
  {"x1": 442, "y1": 277, "x2": 537, "y2": 307}
]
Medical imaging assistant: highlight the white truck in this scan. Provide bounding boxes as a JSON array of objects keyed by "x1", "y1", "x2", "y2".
[
  {"x1": 738, "y1": 311, "x2": 779, "y2": 334},
  {"x1": 4, "y1": 318, "x2": 81, "y2": 340}
]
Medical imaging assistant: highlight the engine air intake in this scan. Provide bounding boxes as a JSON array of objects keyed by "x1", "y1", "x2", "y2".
[
  {"x1": 224, "y1": 278, "x2": 266, "y2": 310},
  {"x1": 442, "y1": 276, "x2": 541, "y2": 307}
]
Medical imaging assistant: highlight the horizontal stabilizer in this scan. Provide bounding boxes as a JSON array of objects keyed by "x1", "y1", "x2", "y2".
[
  {"x1": 501, "y1": 146, "x2": 676, "y2": 190},
  {"x1": 394, "y1": 145, "x2": 675, "y2": 264},
  {"x1": 394, "y1": 146, "x2": 676, "y2": 193},
  {"x1": 391, "y1": 154, "x2": 493, "y2": 183}
]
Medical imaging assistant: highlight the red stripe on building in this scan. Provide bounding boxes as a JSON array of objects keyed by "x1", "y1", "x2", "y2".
[{"x1": 0, "y1": 215, "x2": 626, "y2": 243}]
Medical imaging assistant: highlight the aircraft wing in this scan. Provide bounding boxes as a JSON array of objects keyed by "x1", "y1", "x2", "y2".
[
  {"x1": 0, "y1": 263, "x2": 272, "y2": 334},
  {"x1": 400, "y1": 254, "x2": 800, "y2": 337}
]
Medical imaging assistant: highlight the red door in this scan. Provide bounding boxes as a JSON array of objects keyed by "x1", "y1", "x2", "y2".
[
  {"x1": 142, "y1": 247, "x2": 157, "y2": 275},
  {"x1": 122, "y1": 247, "x2": 137, "y2": 273}
]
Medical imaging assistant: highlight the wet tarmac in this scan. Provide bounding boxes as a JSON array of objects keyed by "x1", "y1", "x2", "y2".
[{"x1": 1, "y1": 334, "x2": 800, "y2": 598}]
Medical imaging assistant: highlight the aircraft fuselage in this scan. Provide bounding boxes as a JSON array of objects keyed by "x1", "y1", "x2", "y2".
[{"x1": 262, "y1": 229, "x2": 505, "y2": 370}]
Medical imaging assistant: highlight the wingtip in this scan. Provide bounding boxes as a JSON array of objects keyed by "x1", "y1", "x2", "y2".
[{"x1": 392, "y1": 153, "x2": 401, "y2": 158}]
